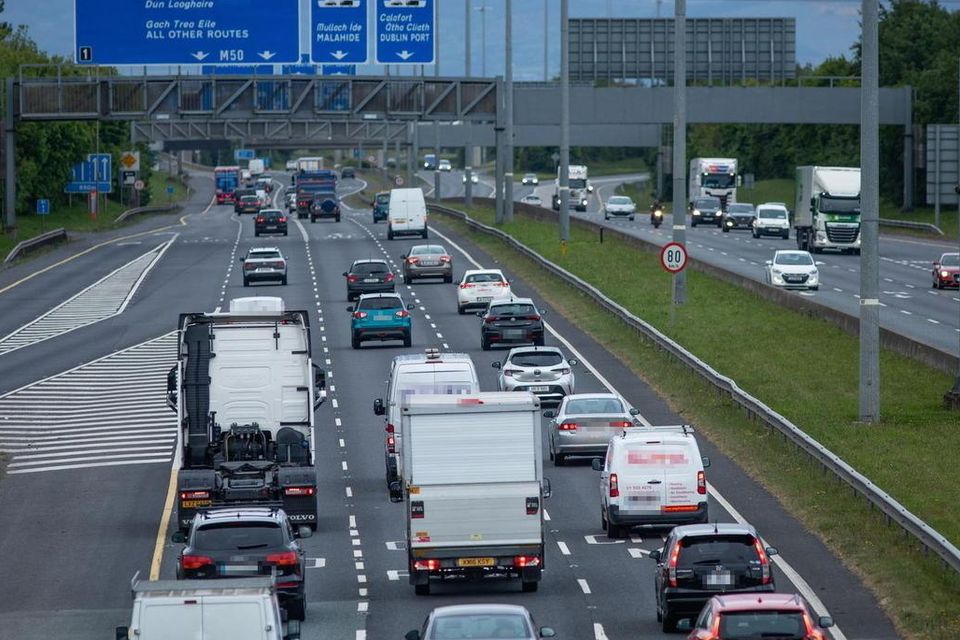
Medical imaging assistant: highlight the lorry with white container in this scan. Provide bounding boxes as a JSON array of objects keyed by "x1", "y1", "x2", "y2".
[
  {"x1": 248, "y1": 158, "x2": 266, "y2": 177},
  {"x1": 166, "y1": 297, "x2": 327, "y2": 532},
  {"x1": 552, "y1": 164, "x2": 590, "y2": 211},
  {"x1": 394, "y1": 392, "x2": 551, "y2": 595},
  {"x1": 688, "y1": 158, "x2": 738, "y2": 210},
  {"x1": 793, "y1": 166, "x2": 862, "y2": 254}
]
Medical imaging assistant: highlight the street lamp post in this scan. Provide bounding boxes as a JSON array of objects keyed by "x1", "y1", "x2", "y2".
[{"x1": 671, "y1": 0, "x2": 688, "y2": 306}]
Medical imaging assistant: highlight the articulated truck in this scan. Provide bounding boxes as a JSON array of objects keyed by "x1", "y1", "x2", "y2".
[
  {"x1": 552, "y1": 165, "x2": 590, "y2": 212},
  {"x1": 794, "y1": 166, "x2": 861, "y2": 255},
  {"x1": 166, "y1": 297, "x2": 327, "y2": 531},
  {"x1": 689, "y1": 158, "x2": 738, "y2": 210}
]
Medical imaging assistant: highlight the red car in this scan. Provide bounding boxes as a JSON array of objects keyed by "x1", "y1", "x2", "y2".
[
  {"x1": 932, "y1": 252, "x2": 959, "y2": 289},
  {"x1": 678, "y1": 593, "x2": 834, "y2": 640}
]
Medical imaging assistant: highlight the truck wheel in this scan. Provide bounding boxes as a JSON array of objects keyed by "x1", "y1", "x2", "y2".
[
  {"x1": 457, "y1": 305, "x2": 465, "y2": 315},
  {"x1": 415, "y1": 583, "x2": 431, "y2": 596},
  {"x1": 553, "y1": 452, "x2": 565, "y2": 466},
  {"x1": 781, "y1": 230, "x2": 789, "y2": 240},
  {"x1": 481, "y1": 337, "x2": 491, "y2": 351},
  {"x1": 521, "y1": 580, "x2": 539, "y2": 593},
  {"x1": 691, "y1": 220, "x2": 698, "y2": 228},
  {"x1": 444, "y1": 274, "x2": 453, "y2": 284}
]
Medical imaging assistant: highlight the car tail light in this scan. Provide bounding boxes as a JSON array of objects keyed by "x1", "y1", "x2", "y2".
[
  {"x1": 181, "y1": 554, "x2": 214, "y2": 570},
  {"x1": 395, "y1": 310, "x2": 410, "y2": 318},
  {"x1": 413, "y1": 559, "x2": 440, "y2": 571},
  {"x1": 514, "y1": 555, "x2": 540, "y2": 567},
  {"x1": 347, "y1": 274, "x2": 359, "y2": 283},
  {"x1": 272, "y1": 262, "x2": 285, "y2": 269},
  {"x1": 255, "y1": 216, "x2": 264, "y2": 223},
  {"x1": 386, "y1": 423, "x2": 395, "y2": 433},
  {"x1": 667, "y1": 543, "x2": 681, "y2": 587},
  {"x1": 556, "y1": 367, "x2": 571, "y2": 375},
  {"x1": 353, "y1": 311, "x2": 367, "y2": 319},
  {"x1": 407, "y1": 257, "x2": 420, "y2": 265},
  {"x1": 502, "y1": 369, "x2": 519, "y2": 378},
  {"x1": 483, "y1": 316, "x2": 497, "y2": 324},
  {"x1": 609, "y1": 420, "x2": 632, "y2": 428},
  {"x1": 609, "y1": 472, "x2": 619, "y2": 498},
  {"x1": 697, "y1": 470, "x2": 707, "y2": 495},
  {"x1": 559, "y1": 422, "x2": 578, "y2": 431},
  {"x1": 662, "y1": 505, "x2": 699, "y2": 513},
  {"x1": 266, "y1": 551, "x2": 299, "y2": 566},
  {"x1": 525, "y1": 497, "x2": 539, "y2": 515},
  {"x1": 244, "y1": 263, "x2": 256, "y2": 271},
  {"x1": 384, "y1": 272, "x2": 395, "y2": 282},
  {"x1": 753, "y1": 538, "x2": 772, "y2": 584},
  {"x1": 284, "y1": 486, "x2": 315, "y2": 497},
  {"x1": 386, "y1": 434, "x2": 396, "y2": 454},
  {"x1": 179, "y1": 490, "x2": 210, "y2": 501},
  {"x1": 459, "y1": 283, "x2": 474, "y2": 289},
  {"x1": 496, "y1": 281, "x2": 510, "y2": 287},
  {"x1": 524, "y1": 315, "x2": 541, "y2": 321},
  {"x1": 279, "y1": 217, "x2": 286, "y2": 223},
  {"x1": 439, "y1": 255, "x2": 451, "y2": 263}
]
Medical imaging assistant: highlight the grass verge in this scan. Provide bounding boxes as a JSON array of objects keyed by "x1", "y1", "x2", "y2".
[
  {"x1": 344, "y1": 170, "x2": 394, "y2": 210},
  {"x1": 434, "y1": 205, "x2": 960, "y2": 640}
]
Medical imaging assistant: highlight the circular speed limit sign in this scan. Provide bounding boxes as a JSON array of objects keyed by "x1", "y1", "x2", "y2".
[
  {"x1": 394, "y1": 176, "x2": 404, "y2": 186},
  {"x1": 659, "y1": 242, "x2": 688, "y2": 273}
]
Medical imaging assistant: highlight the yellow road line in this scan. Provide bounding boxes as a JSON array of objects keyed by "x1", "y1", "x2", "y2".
[{"x1": 150, "y1": 462, "x2": 179, "y2": 580}]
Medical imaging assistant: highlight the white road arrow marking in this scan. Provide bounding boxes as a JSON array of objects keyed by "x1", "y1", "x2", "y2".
[
  {"x1": 396, "y1": 50, "x2": 414, "y2": 60},
  {"x1": 258, "y1": 51, "x2": 276, "y2": 60},
  {"x1": 331, "y1": 50, "x2": 349, "y2": 60},
  {"x1": 191, "y1": 51, "x2": 209, "y2": 61}
]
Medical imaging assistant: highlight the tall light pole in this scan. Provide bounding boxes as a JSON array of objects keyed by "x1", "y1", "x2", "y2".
[
  {"x1": 559, "y1": 0, "x2": 570, "y2": 243},
  {"x1": 543, "y1": 0, "x2": 549, "y2": 81},
  {"x1": 479, "y1": 0, "x2": 488, "y2": 77},
  {"x1": 504, "y1": 0, "x2": 514, "y2": 222},
  {"x1": 672, "y1": 0, "x2": 688, "y2": 306},
  {"x1": 465, "y1": 0, "x2": 471, "y2": 77},
  {"x1": 859, "y1": 0, "x2": 881, "y2": 422}
]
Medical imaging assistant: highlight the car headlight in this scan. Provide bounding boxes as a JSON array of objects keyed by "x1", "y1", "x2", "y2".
[
  {"x1": 725, "y1": 219, "x2": 734, "y2": 226},
  {"x1": 581, "y1": 199, "x2": 588, "y2": 206},
  {"x1": 942, "y1": 270, "x2": 950, "y2": 278},
  {"x1": 817, "y1": 231, "x2": 827, "y2": 241},
  {"x1": 809, "y1": 271, "x2": 819, "y2": 283},
  {"x1": 692, "y1": 209, "x2": 701, "y2": 216}
]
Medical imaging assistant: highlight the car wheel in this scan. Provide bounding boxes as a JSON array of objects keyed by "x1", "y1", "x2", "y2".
[
  {"x1": 533, "y1": 336, "x2": 545, "y2": 347},
  {"x1": 604, "y1": 214, "x2": 609, "y2": 220},
  {"x1": 351, "y1": 333, "x2": 361, "y2": 349},
  {"x1": 481, "y1": 337, "x2": 491, "y2": 351},
  {"x1": 422, "y1": 229, "x2": 429, "y2": 239},
  {"x1": 521, "y1": 580, "x2": 538, "y2": 593},
  {"x1": 284, "y1": 230, "x2": 288, "y2": 236},
  {"x1": 810, "y1": 285, "x2": 819, "y2": 291},
  {"x1": 286, "y1": 596, "x2": 306, "y2": 622},
  {"x1": 661, "y1": 610, "x2": 677, "y2": 633},
  {"x1": 607, "y1": 522, "x2": 624, "y2": 539},
  {"x1": 254, "y1": 231, "x2": 260, "y2": 237},
  {"x1": 752, "y1": 230, "x2": 759, "y2": 239},
  {"x1": 336, "y1": 216, "x2": 341, "y2": 222},
  {"x1": 243, "y1": 278, "x2": 249, "y2": 287},
  {"x1": 782, "y1": 230, "x2": 790, "y2": 239},
  {"x1": 722, "y1": 226, "x2": 729, "y2": 233},
  {"x1": 934, "y1": 279, "x2": 942, "y2": 290},
  {"x1": 553, "y1": 452, "x2": 565, "y2": 466},
  {"x1": 414, "y1": 583, "x2": 430, "y2": 596},
  {"x1": 444, "y1": 274, "x2": 453, "y2": 284},
  {"x1": 403, "y1": 332, "x2": 412, "y2": 348},
  {"x1": 691, "y1": 220, "x2": 698, "y2": 228},
  {"x1": 629, "y1": 216, "x2": 634, "y2": 221},
  {"x1": 281, "y1": 276, "x2": 288, "y2": 286},
  {"x1": 387, "y1": 227, "x2": 394, "y2": 240}
]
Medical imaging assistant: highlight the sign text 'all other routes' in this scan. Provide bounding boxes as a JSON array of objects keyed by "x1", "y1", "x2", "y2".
[
  {"x1": 74, "y1": 0, "x2": 300, "y2": 66},
  {"x1": 375, "y1": 0, "x2": 436, "y2": 65},
  {"x1": 312, "y1": 0, "x2": 367, "y2": 64}
]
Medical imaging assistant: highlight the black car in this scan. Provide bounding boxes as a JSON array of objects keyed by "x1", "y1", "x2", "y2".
[
  {"x1": 721, "y1": 202, "x2": 756, "y2": 232},
  {"x1": 254, "y1": 209, "x2": 288, "y2": 236},
  {"x1": 234, "y1": 188, "x2": 257, "y2": 213},
  {"x1": 173, "y1": 507, "x2": 312, "y2": 621},
  {"x1": 341, "y1": 166, "x2": 356, "y2": 179},
  {"x1": 236, "y1": 194, "x2": 261, "y2": 215},
  {"x1": 311, "y1": 192, "x2": 341, "y2": 222},
  {"x1": 479, "y1": 297, "x2": 545, "y2": 351},
  {"x1": 344, "y1": 258, "x2": 396, "y2": 301},
  {"x1": 649, "y1": 523, "x2": 778, "y2": 632},
  {"x1": 690, "y1": 196, "x2": 723, "y2": 228}
]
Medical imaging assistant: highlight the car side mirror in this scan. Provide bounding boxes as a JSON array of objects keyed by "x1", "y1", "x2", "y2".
[
  {"x1": 701, "y1": 456, "x2": 711, "y2": 468},
  {"x1": 171, "y1": 531, "x2": 187, "y2": 544},
  {"x1": 648, "y1": 548, "x2": 662, "y2": 562},
  {"x1": 296, "y1": 526, "x2": 313, "y2": 539},
  {"x1": 373, "y1": 398, "x2": 385, "y2": 416},
  {"x1": 629, "y1": 407, "x2": 640, "y2": 415},
  {"x1": 389, "y1": 481, "x2": 403, "y2": 503},
  {"x1": 404, "y1": 632, "x2": 421, "y2": 640},
  {"x1": 342, "y1": 272, "x2": 348, "y2": 277},
  {"x1": 542, "y1": 409, "x2": 556, "y2": 418},
  {"x1": 115, "y1": 627, "x2": 129, "y2": 640},
  {"x1": 765, "y1": 546, "x2": 778, "y2": 557},
  {"x1": 568, "y1": 358, "x2": 578, "y2": 366},
  {"x1": 934, "y1": 262, "x2": 940, "y2": 268},
  {"x1": 166, "y1": 366, "x2": 178, "y2": 412},
  {"x1": 542, "y1": 477, "x2": 552, "y2": 499},
  {"x1": 539, "y1": 628, "x2": 557, "y2": 638},
  {"x1": 491, "y1": 361, "x2": 502, "y2": 370},
  {"x1": 347, "y1": 306, "x2": 355, "y2": 312},
  {"x1": 591, "y1": 458, "x2": 603, "y2": 471},
  {"x1": 818, "y1": 616, "x2": 834, "y2": 629},
  {"x1": 677, "y1": 619, "x2": 693, "y2": 632},
  {"x1": 765, "y1": 260, "x2": 773, "y2": 266},
  {"x1": 407, "y1": 303, "x2": 416, "y2": 311},
  {"x1": 239, "y1": 255, "x2": 245, "y2": 262},
  {"x1": 400, "y1": 254, "x2": 407, "y2": 259},
  {"x1": 475, "y1": 311, "x2": 484, "y2": 317}
]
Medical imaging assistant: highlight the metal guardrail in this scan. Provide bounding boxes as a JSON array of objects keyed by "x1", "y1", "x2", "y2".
[
  {"x1": 3, "y1": 227, "x2": 67, "y2": 264},
  {"x1": 114, "y1": 204, "x2": 181, "y2": 224},
  {"x1": 879, "y1": 218, "x2": 945, "y2": 235},
  {"x1": 429, "y1": 202, "x2": 960, "y2": 575}
]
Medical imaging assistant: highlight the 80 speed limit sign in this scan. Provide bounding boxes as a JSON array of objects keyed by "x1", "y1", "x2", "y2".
[{"x1": 659, "y1": 242, "x2": 688, "y2": 273}]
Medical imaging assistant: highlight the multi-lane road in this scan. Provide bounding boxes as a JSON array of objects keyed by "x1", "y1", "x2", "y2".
[{"x1": 0, "y1": 169, "x2": 899, "y2": 639}]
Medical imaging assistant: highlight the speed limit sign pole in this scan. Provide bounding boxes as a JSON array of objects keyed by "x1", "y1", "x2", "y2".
[{"x1": 660, "y1": 242, "x2": 689, "y2": 325}]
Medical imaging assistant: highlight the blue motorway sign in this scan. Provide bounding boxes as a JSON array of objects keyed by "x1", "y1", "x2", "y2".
[
  {"x1": 283, "y1": 64, "x2": 318, "y2": 75},
  {"x1": 36, "y1": 199, "x2": 50, "y2": 215},
  {"x1": 235, "y1": 149, "x2": 256, "y2": 161},
  {"x1": 375, "y1": 0, "x2": 435, "y2": 65},
  {"x1": 311, "y1": 0, "x2": 368, "y2": 64},
  {"x1": 74, "y1": 0, "x2": 300, "y2": 66},
  {"x1": 322, "y1": 64, "x2": 357, "y2": 76},
  {"x1": 66, "y1": 153, "x2": 113, "y2": 194}
]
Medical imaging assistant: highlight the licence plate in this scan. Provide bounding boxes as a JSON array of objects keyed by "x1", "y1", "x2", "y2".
[
  {"x1": 627, "y1": 494, "x2": 659, "y2": 503},
  {"x1": 477, "y1": 296, "x2": 493, "y2": 302},
  {"x1": 504, "y1": 329, "x2": 524, "y2": 339},
  {"x1": 457, "y1": 557, "x2": 495, "y2": 567},
  {"x1": 394, "y1": 218, "x2": 406, "y2": 224},
  {"x1": 530, "y1": 386, "x2": 550, "y2": 392},
  {"x1": 181, "y1": 499, "x2": 211, "y2": 509},
  {"x1": 220, "y1": 564, "x2": 258, "y2": 575},
  {"x1": 420, "y1": 261, "x2": 439, "y2": 266},
  {"x1": 364, "y1": 278, "x2": 379, "y2": 283},
  {"x1": 264, "y1": 225, "x2": 276, "y2": 230},
  {"x1": 374, "y1": 315, "x2": 392, "y2": 321},
  {"x1": 703, "y1": 572, "x2": 733, "y2": 586}
]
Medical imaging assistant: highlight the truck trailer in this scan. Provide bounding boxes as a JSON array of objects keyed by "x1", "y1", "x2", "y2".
[
  {"x1": 793, "y1": 166, "x2": 861, "y2": 254},
  {"x1": 166, "y1": 297, "x2": 327, "y2": 531},
  {"x1": 213, "y1": 166, "x2": 241, "y2": 205}
]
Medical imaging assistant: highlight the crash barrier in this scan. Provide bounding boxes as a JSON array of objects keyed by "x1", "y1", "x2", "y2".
[
  {"x1": 3, "y1": 227, "x2": 67, "y2": 264},
  {"x1": 114, "y1": 204, "x2": 181, "y2": 224},
  {"x1": 429, "y1": 201, "x2": 960, "y2": 575},
  {"x1": 879, "y1": 218, "x2": 944, "y2": 235}
]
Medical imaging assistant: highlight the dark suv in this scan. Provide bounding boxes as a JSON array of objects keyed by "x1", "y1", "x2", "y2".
[
  {"x1": 255, "y1": 209, "x2": 288, "y2": 236},
  {"x1": 479, "y1": 297, "x2": 545, "y2": 351},
  {"x1": 344, "y1": 258, "x2": 396, "y2": 301},
  {"x1": 311, "y1": 192, "x2": 341, "y2": 222},
  {"x1": 172, "y1": 507, "x2": 312, "y2": 621},
  {"x1": 649, "y1": 523, "x2": 778, "y2": 632}
]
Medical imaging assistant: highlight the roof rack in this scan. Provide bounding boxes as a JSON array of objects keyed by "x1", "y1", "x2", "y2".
[{"x1": 622, "y1": 424, "x2": 695, "y2": 437}]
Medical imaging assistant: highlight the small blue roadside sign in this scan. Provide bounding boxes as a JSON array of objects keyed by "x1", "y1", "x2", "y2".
[
  {"x1": 375, "y1": 0, "x2": 435, "y2": 65},
  {"x1": 74, "y1": 0, "x2": 300, "y2": 66},
  {"x1": 235, "y1": 149, "x2": 256, "y2": 162},
  {"x1": 322, "y1": 64, "x2": 357, "y2": 76},
  {"x1": 311, "y1": 0, "x2": 368, "y2": 64},
  {"x1": 36, "y1": 199, "x2": 50, "y2": 215}
]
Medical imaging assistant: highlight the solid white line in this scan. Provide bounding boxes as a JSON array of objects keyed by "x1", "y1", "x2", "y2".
[
  {"x1": 8, "y1": 458, "x2": 170, "y2": 474},
  {"x1": 577, "y1": 578, "x2": 591, "y2": 594},
  {"x1": 8, "y1": 451, "x2": 172, "y2": 467},
  {"x1": 594, "y1": 623, "x2": 609, "y2": 640},
  {"x1": 557, "y1": 541, "x2": 571, "y2": 555}
]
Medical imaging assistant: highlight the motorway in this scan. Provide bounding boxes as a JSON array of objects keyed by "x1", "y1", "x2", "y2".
[
  {"x1": 425, "y1": 169, "x2": 959, "y2": 358},
  {"x1": 0, "y1": 169, "x2": 899, "y2": 639}
]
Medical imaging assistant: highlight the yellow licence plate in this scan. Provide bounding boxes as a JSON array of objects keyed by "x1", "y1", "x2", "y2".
[
  {"x1": 457, "y1": 557, "x2": 495, "y2": 567},
  {"x1": 181, "y1": 499, "x2": 211, "y2": 509}
]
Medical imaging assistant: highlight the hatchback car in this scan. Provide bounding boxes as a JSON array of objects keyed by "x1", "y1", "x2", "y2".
[
  {"x1": 438, "y1": 159, "x2": 452, "y2": 172},
  {"x1": 677, "y1": 593, "x2": 834, "y2": 640},
  {"x1": 650, "y1": 523, "x2": 778, "y2": 632},
  {"x1": 690, "y1": 196, "x2": 723, "y2": 228},
  {"x1": 172, "y1": 507, "x2": 311, "y2": 621},
  {"x1": 479, "y1": 298, "x2": 545, "y2": 350},
  {"x1": 457, "y1": 269, "x2": 512, "y2": 314},
  {"x1": 603, "y1": 195, "x2": 637, "y2": 220},
  {"x1": 348, "y1": 293, "x2": 416, "y2": 349},
  {"x1": 521, "y1": 173, "x2": 540, "y2": 186},
  {"x1": 932, "y1": 252, "x2": 960, "y2": 289},
  {"x1": 254, "y1": 209, "x2": 288, "y2": 237},
  {"x1": 241, "y1": 247, "x2": 287, "y2": 286},
  {"x1": 344, "y1": 259, "x2": 396, "y2": 301},
  {"x1": 752, "y1": 203, "x2": 791, "y2": 239},
  {"x1": 402, "y1": 244, "x2": 453, "y2": 283},
  {"x1": 492, "y1": 346, "x2": 577, "y2": 407},
  {"x1": 462, "y1": 173, "x2": 479, "y2": 184},
  {"x1": 311, "y1": 192, "x2": 341, "y2": 222},
  {"x1": 234, "y1": 188, "x2": 257, "y2": 213},
  {"x1": 372, "y1": 191, "x2": 390, "y2": 223},
  {"x1": 236, "y1": 194, "x2": 261, "y2": 215},
  {"x1": 254, "y1": 177, "x2": 273, "y2": 194},
  {"x1": 765, "y1": 250, "x2": 819, "y2": 290},
  {"x1": 405, "y1": 604, "x2": 555, "y2": 640},
  {"x1": 545, "y1": 393, "x2": 641, "y2": 465},
  {"x1": 340, "y1": 166, "x2": 356, "y2": 179},
  {"x1": 721, "y1": 202, "x2": 755, "y2": 232},
  {"x1": 520, "y1": 194, "x2": 543, "y2": 206}
]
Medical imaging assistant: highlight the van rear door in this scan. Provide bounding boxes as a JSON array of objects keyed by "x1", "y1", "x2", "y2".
[
  {"x1": 202, "y1": 595, "x2": 271, "y2": 640},
  {"x1": 661, "y1": 441, "x2": 701, "y2": 514},
  {"x1": 138, "y1": 600, "x2": 202, "y2": 640},
  {"x1": 616, "y1": 443, "x2": 666, "y2": 514}
]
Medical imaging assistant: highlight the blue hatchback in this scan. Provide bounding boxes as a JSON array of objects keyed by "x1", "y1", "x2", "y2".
[{"x1": 349, "y1": 293, "x2": 415, "y2": 349}]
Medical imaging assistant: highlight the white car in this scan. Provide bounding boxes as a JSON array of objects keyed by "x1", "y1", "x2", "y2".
[
  {"x1": 438, "y1": 159, "x2": 452, "y2": 172},
  {"x1": 462, "y1": 173, "x2": 479, "y2": 184},
  {"x1": 603, "y1": 195, "x2": 636, "y2": 220},
  {"x1": 765, "y1": 250, "x2": 819, "y2": 290},
  {"x1": 520, "y1": 194, "x2": 542, "y2": 206},
  {"x1": 492, "y1": 346, "x2": 578, "y2": 407},
  {"x1": 456, "y1": 268, "x2": 512, "y2": 314},
  {"x1": 753, "y1": 203, "x2": 791, "y2": 239},
  {"x1": 285, "y1": 192, "x2": 297, "y2": 212},
  {"x1": 521, "y1": 173, "x2": 539, "y2": 186}
]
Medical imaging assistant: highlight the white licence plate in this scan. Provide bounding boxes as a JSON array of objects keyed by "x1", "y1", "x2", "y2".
[
  {"x1": 374, "y1": 315, "x2": 392, "y2": 321},
  {"x1": 364, "y1": 278, "x2": 379, "y2": 283},
  {"x1": 530, "y1": 385, "x2": 550, "y2": 392},
  {"x1": 220, "y1": 564, "x2": 258, "y2": 575},
  {"x1": 420, "y1": 261, "x2": 438, "y2": 266},
  {"x1": 477, "y1": 296, "x2": 493, "y2": 302},
  {"x1": 703, "y1": 572, "x2": 733, "y2": 586},
  {"x1": 504, "y1": 329, "x2": 524, "y2": 339}
]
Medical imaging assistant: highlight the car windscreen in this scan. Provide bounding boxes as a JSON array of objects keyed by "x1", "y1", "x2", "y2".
[
  {"x1": 757, "y1": 208, "x2": 787, "y2": 219},
  {"x1": 260, "y1": 211, "x2": 283, "y2": 220},
  {"x1": 490, "y1": 304, "x2": 535, "y2": 317},
  {"x1": 940, "y1": 254, "x2": 959, "y2": 267},
  {"x1": 352, "y1": 262, "x2": 389, "y2": 275},
  {"x1": 566, "y1": 397, "x2": 624, "y2": 415},
  {"x1": 465, "y1": 273, "x2": 504, "y2": 284},
  {"x1": 677, "y1": 534, "x2": 758, "y2": 569},
  {"x1": 727, "y1": 204, "x2": 754, "y2": 214},
  {"x1": 775, "y1": 253, "x2": 814, "y2": 266},
  {"x1": 608, "y1": 197, "x2": 632, "y2": 205},
  {"x1": 510, "y1": 352, "x2": 563, "y2": 367},
  {"x1": 194, "y1": 523, "x2": 284, "y2": 551},
  {"x1": 248, "y1": 251, "x2": 281, "y2": 260},
  {"x1": 411, "y1": 246, "x2": 446, "y2": 255},
  {"x1": 358, "y1": 297, "x2": 403, "y2": 311},
  {"x1": 569, "y1": 178, "x2": 587, "y2": 189},
  {"x1": 695, "y1": 198, "x2": 721, "y2": 209},
  {"x1": 397, "y1": 372, "x2": 475, "y2": 405},
  {"x1": 240, "y1": 196, "x2": 259, "y2": 204},
  {"x1": 718, "y1": 611, "x2": 806, "y2": 640},
  {"x1": 376, "y1": 194, "x2": 391, "y2": 204},
  {"x1": 429, "y1": 614, "x2": 531, "y2": 640}
]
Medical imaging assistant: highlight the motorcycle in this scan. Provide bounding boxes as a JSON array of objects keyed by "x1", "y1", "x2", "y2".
[{"x1": 650, "y1": 208, "x2": 664, "y2": 228}]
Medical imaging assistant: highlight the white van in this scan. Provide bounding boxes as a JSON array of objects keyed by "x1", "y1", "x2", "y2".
[
  {"x1": 387, "y1": 187, "x2": 428, "y2": 240},
  {"x1": 116, "y1": 577, "x2": 299, "y2": 640},
  {"x1": 373, "y1": 349, "x2": 479, "y2": 496},
  {"x1": 592, "y1": 425, "x2": 710, "y2": 538}
]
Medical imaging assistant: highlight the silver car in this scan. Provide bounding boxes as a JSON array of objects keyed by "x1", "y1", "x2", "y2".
[
  {"x1": 492, "y1": 346, "x2": 576, "y2": 406},
  {"x1": 545, "y1": 393, "x2": 641, "y2": 465}
]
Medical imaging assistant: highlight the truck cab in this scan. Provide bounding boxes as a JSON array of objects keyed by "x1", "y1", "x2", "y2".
[
  {"x1": 689, "y1": 158, "x2": 738, "y2": 211},
  {"x1": 794, "y1": 166, "x2": 861, "y2": 255}
]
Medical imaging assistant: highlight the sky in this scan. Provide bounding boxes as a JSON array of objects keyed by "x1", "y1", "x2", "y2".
[{"x1": 0, "y1": 0, "x2": 896, "y2": 79}]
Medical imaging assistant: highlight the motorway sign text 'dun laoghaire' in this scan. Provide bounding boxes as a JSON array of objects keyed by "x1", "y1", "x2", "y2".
[
  {"x1": 375, "y1": 0, "x2": 435, "y2": 65},
  {"x1": 74, "y1": 0, "x2": 300, "y2": 66},
  {"x1": 311, "y1": 0, "x2": 368, "y2": 64}
]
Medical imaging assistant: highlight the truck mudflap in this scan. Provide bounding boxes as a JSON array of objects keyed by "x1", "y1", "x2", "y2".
[
  {"x1": 279, "y1": 467, "x2": 318, "y2": 530},
  {"x1": 176, "y1": 469, "x2": 217, "y2": 531},
  {"x1": 408, "y1": 545, "x2": 544, "y2": 586}
]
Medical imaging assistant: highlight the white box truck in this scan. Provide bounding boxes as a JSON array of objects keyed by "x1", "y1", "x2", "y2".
[
  {"x1": 552, "y1": 164, "x2": 590, "y2": 211},
  {"x1": 794, "y1": 166, "x2": 861, "y2": 255},
  {"x1": 248, "y1": 158, "x2": 266, "y2": 177},
  {"x1": 689, "y1": 158, "x2": 738, "y2": 210},
  {"x1": 396, "y1": 392, "x2": 551, "y2": 595}
]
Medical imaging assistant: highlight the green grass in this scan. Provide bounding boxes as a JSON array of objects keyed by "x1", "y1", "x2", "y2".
[{"x1": 435, "y1": 206, "x2": 960, "y2": 639}]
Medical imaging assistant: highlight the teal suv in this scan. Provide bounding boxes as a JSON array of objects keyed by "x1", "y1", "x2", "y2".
[{"x1": 348, "y1": 293, "x2": 415, "y2": 349}]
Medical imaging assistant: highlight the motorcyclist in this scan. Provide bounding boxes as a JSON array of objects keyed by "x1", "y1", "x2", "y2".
[{"x1": 650, "y1": 197, "x2": 664, "y2": 226}]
